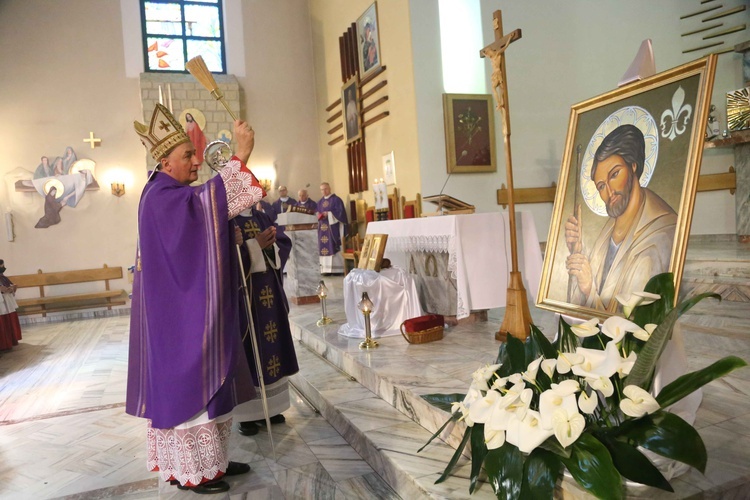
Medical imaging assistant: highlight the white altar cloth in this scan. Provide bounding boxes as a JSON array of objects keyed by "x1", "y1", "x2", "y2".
[
  {"x1": 366, "y1": 212, "x2": 542, "y2": 319},
  {"x1": 338, "y1": 267, "x2": 423, "y2": 338}
]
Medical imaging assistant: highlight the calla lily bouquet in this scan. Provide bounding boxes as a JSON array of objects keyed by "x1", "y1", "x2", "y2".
[{"x1": 420, "y1": 273, "x2": 747, "y2": 499}]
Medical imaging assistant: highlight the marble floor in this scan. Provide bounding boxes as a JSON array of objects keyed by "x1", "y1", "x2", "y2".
[{"x1": 0, "y1": 314, "x2": 398, "y2": 499}]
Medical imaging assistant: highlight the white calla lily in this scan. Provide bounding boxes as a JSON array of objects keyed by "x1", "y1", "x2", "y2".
[
  {"x1": 552, "y1": 408, "x2": 586, "y2": 448},
  {"x1": 556, "y1": 351, "x2": 584, "y2": 374},
  {"x1": 616, "y1": 291, "x2": 661, "y2": 317},
  {"x1": 471, "y1": 364, "x2": 501, "y2": 391},
  {"x1": 551, "y1": 379, "x2": 580, "y2": 396},
  {"x1": 505, "y1": 410, "x2": 554, "y2": 454},
  {"x1": 484, "y1": 425, "x2": 506, "y2": 450},
  {"x1": 541, "y1": 359, "x2": 557, "y2": 378},
  {"x1": 508, "y1": 373, "x2": 523, "y2": 385},
  {"x1": 586, "y1": 375, "x2": 615, "y2": 397},
  {"x1": 490, "y1": 375, "x2": 509, "y2": 391},
  {"x1": 618, "y1": 351, "x2": 638, "y2": 376},
  {"x1": 634, "y1": 323, "x2": 657, "y2": 342},
  {"x1": 601, "y1": 316, "x2": 643, "y2": 343},
  {"x1": 468, "y1": 390, "x2": 501, "y2": 424},
  {"x1": 570, "y1": 317, "x2": 600, "y2": 337},
  {"x1": 620, "y1": 385, "x2": 660, "y2": 417},
  {"x1": 462, "y1": 387, "x2": 481, "y2": 407},
  {"x1": 578, "y1": 390, "x2": 598, "y2": 414},
  {"x1": 539, "y1": 389, "x2": 579, "y2": 430},
  {"x1": 571, "y1": 342, "x2": 623, "y2": 380},
  {"x1": 451, "y1": 402, "x2": 474, "y2": 427},
  {"x1": 522, "y1": 356, "x2": 543, "y2": 383}
]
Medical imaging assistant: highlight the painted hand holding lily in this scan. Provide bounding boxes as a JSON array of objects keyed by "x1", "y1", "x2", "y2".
[{"x1": 420, "y1": 273, "x2": 747, "y2": 499}]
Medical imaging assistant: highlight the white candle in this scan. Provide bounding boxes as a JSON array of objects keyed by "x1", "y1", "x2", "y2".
[
  {"x1": 158, "y1": 85, "x2": 163, "y2": 105},
  {"x1": 167, "y1": 84, "x2": 173, "y2": 113}
]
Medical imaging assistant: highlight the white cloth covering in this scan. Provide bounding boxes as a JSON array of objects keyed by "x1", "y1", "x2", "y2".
[
  {"x1": 338, "y1": 266, "x2": 423, "y2": 338},
  {"x1": 366, "y1": 212, "x2": 542, "y2": 319}
]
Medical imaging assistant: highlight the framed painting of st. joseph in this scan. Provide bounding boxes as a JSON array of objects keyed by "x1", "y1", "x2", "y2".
[{"x1": 538, "y1": 55, "x2": 716, "y2": 320}]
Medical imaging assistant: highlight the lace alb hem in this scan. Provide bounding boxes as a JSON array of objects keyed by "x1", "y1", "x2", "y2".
[{"x1": 220, "y1": 158, "x2": 264, "y2": 219}]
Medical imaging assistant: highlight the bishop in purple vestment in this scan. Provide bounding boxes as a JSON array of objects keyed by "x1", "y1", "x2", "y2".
[
  {"x1": 127, "y1": 105, "x2": 265, "y2": 493},
  {"x1": 296, "y1": 188, "x2": 317, "y2": 213},
  {"x1": 317, "y1": 182, "x2": 348, "y2": 273},
  {"x1": 233, "y1": 207, "x2": 299, "y2": 435}
]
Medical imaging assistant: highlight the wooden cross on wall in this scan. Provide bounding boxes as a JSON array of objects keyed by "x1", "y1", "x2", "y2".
[
  {"x1": 325, "y1": 23, "x2": 390, "y2": 194},
  {"x1": 480, "y1": 10, "x2": 532, "y2": 342}
]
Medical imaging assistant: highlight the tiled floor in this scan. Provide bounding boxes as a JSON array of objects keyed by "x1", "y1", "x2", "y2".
[{"x1": 0, "y1": 314, "x2": 398, "y2": 499}]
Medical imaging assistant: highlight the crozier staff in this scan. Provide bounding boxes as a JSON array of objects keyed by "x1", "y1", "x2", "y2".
[{"x1": 127, "y1": 104, "x2": 266, "y2": 494}]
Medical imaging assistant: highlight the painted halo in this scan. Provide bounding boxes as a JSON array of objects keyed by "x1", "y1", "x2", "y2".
[
  {"x1": 43, "y1": 179, "x2": 65, "y2": 199},
  {"x1": 580, "y1": 106, "x2": 659, "y2": 217},
  {"x1": 70, "y1": 159, "x2": 96, "y2": 176},
  {"x1": 179, "y1": 108, "x2": 207, "y2": 132}
]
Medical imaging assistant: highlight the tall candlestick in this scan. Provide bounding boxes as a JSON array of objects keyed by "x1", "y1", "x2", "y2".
[
  {"x1": 158, "y1": 85, "x2": 164, "y2": 105},
  {"x1": 167, "y1": 84, "x2": 173, "y2": 113}
]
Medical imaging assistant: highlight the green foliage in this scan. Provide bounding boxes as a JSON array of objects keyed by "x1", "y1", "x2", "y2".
[
  {"x1": 596, "y1": 434, "x2": 672, "y2": 491},
  {"x1": 469, "y1": 424, "x2": 488, "y2": 494},
  {"x1": 434, "y1": 425, "x2": 471, "y2": 484},
  {"x1": 417, "y1": 408, "x2": 461, "y2": 454},
  {"x1": 521, "y1": 449, "x2": 561, "y2": 499},
  {"x1": 421, "y1": 393, "x2": 465, "y2": 413},
  {"x1": 485, "y1": 443, "x2": 524, "y2": 499},
  {"x1": 559, "y1": 434, "x2": 623, "y2": 500},
  {"x1": 656, "y1": 356, "x2": 747, "y2": 409}
]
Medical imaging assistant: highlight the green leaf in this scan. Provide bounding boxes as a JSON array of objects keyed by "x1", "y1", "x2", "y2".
[
  {"x1": 434, "y1": 424, "x2": 471, "y2": 484},
  {"x1": 469, "y1": 424, "x2": 488, "y2": 494},
  {"x1": 530, "y1": 323, "x2": 557, "y2": 360},
  {"x1": 484, "y1": 443, "x2": 525, "y2": 499},
  {"x1": 632, "y1": 273, "x2": 676, "y2": 326},
  {"x1": 554, "y1": 316, "x2": 579, "y2": 354},
  {"x1": 616, "y1": 411, "x2": 707, "y2": 474},
  {"x1": 538, "y1": 435, "x2": 572, "y2": 459},
  {"x1": 597, "y1": 434, "x2": 673, "y2": 491},
  {"x1": 418, "y1": 410, "x2": 461, "y2": 453},
  {"x1": 421, "y1": 393, "x2": 465, "y2": 413},
  {"x1": 498, "y1": 333, "x2": 526, "y2": 377},
  {"x1": 559, "y1": 433, "x2": 623, "y2": 500},
  {"x1": 625, "y1": 292, "x2": 721, "y2": 390},
  {"x1": 656, "y1": 356, "x2": 748, "y2": 409},
  {"x1": 521, "y1": 448, "x2": 562, "y2": 499}
]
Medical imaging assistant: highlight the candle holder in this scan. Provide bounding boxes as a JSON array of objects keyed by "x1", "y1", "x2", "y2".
[
  {"x1": 316, "y1": 280, "x2": 332, "y2": 326},
  {"x1": 358, "y1": 292, "x2": 378, "y2": 349}
]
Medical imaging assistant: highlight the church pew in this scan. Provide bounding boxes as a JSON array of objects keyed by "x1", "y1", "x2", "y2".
[{"x1": 9, "y1": 264, "x2": 127, "y2": 317}]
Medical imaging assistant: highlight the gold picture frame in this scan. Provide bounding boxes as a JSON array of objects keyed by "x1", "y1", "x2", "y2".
[
  {"x1": 443, "y1": 93, "x2": 497, "y2": 173},
  {"x1": 537, "y1": 55, "x2": 717, "y2": 320},
  {"x1": 358, "y1": 233, "x2": 388, "y2": 271},
  {"x1": 342, "y1": 76, "x2": 362, "y2": 144}
]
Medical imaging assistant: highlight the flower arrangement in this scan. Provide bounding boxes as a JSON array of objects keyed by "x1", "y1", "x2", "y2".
[{"x1": 420, "y1": 273, "x2": 747, "y2": 499}]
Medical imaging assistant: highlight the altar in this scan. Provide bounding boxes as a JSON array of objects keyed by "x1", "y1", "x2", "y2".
[
  {"x1": 366, "y1": 212, "x2": 543, "y2": 319},
  {"x1": 277, "y1": 212, "x2": 320, "y2": 305}
]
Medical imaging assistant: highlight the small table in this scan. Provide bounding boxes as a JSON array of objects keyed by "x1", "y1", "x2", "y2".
[
  {"x1": 366, "y1": 212, "x2": 542, "y2": 319},
  {"x1": 338, "y1": 267, "x2": 423, "y2": 338}
]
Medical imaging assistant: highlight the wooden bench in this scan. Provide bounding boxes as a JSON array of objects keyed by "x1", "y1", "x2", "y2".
[{"x1": 9, "y1": 264, "x2": 127, "y2": 317}]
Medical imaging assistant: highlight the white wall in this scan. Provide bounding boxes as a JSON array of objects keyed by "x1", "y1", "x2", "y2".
[
  {"x1": 411, "y1": 0, "x2": 746, "y2": 240},
  {"x1": 0, "y1": 0, "x2": 320, "y2": 288}
]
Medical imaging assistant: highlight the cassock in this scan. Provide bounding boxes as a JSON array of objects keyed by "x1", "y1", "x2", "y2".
[
  {"x1": 233, "y1": 207, "x2": 299, "y2": 422},
  {"x1": 126, "y1": 157, "x2": 263, "y2": 487},
  {"x1": 0, "y1": 275, "x2": 22, "y2": 351},
  {"x1": 296, "y1": 198, "x2": 317, "y2": 213},
  {"x1": 317, "y1": 193, "x2": 348, "y2": 273},
  {"x1": 271, "y1": 196, "x2": 296, "y2": 216}
]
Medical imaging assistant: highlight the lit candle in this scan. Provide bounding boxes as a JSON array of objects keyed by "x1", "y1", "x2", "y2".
[
  {"x1": 167, "y1": 84, "x2": 173, "y2": 113},
  {"x1": 158, "y1": 85, "x2": 164, "y2": 105}
]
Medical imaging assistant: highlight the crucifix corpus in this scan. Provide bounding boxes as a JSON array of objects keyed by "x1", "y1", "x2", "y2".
[{"x1": 480, "y1": 10, "x2": 532, "y2": 342}]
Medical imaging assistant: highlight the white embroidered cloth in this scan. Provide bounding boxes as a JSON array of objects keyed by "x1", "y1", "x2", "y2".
[
  {"x1": 219, "y1": 158, "x2": 265, "y2": 219},
  {"x1": 366, "y1": 212, "x2": 543, "y2": 319}
]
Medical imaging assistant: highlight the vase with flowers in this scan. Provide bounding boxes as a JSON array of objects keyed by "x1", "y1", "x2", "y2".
[{"x1": 420, "y1": 273, "x2": 747, "y2": 499}]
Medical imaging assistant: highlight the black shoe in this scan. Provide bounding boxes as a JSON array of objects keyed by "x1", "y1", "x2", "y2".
[
  {"x1": 252, "y1": 414, "x2": 285, "y2": 425},
  {"x1": 225, "y1": 461, "x2": 251, "y2": 476},
  {"x1": 237, "y1": 421, "x2": 259, "y2": 436},
  {"x1": 175, "y1": 479, "x2": 230, "y2": 494}
]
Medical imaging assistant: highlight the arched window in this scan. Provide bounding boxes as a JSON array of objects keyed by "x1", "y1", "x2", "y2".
[{"x1": 140, "y1": 0, "x2": 226, "y2": 73}]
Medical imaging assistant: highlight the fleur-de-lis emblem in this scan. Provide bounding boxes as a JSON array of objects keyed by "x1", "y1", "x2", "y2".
[{"x1": 660, "y1": 86, "x2": 692, "y2": 141}]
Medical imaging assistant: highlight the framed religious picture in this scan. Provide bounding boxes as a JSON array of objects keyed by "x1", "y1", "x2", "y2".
[
  {"x1": 358, "y1": 234, "x2": 373, "y2": 269},
  {"x1": 356, "y1": 2, "x2": 381, "y2": 79},
  {"x1": 443, "y1": 94, "x2": 497, "y2": 173},
  {"x1": 537, "y1": 55, "x2": 717, "y2": 320},
  {"x1": 365, "y1": 233, "x2": 388, "y2": 271},
  {"x1": 382, "y1": 151, "x2": 396, "y2": 185},
  {"x1": 342, "y1": 77, "x2": 362, "y2": 144}
]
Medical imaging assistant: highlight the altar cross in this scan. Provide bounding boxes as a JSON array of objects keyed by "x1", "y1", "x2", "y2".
[
  {"x1": 480, "y1": 10, "x2": 531, "y2": 342},
  {"x1": 83, "y1": 131, "x2": 101, "y2": 149}
]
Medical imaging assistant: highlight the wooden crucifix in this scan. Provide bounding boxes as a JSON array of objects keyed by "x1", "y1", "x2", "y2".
[{"x1": 480, "y1": 10, "x2": 532, "y2": 342}]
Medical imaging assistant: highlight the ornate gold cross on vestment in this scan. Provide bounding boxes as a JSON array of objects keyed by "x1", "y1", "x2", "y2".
[{"x1": 480, "y1": 10, "x2": 531, "y2": 342}]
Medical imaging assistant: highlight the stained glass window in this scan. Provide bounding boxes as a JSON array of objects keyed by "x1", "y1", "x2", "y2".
[{"x1": 140, "y1": 0, "x2": 225, "y2": 73}]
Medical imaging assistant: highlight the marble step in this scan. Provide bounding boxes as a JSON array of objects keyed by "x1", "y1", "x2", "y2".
[{"x1": 289, "y1": 338, "x2": 495, "y2": 499}]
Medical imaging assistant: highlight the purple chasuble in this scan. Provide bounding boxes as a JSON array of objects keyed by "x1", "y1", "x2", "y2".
[
  {"x1": 258, "y1": 200, "x2": 277, "y2": 221},
  {"x1": 127, "y1": 172, "x2": 254, "y2": 429},
  {"x1": 296, "y1": 198, "x2": 317, "y2": 212},
  {"x1": 236, "y1": 209, "x2": 299, "y2": 386},
  {"x1": 317, "y1": 194, "x2": 348, "y2": 256},
  {"x1": 271, "y1": 197, "x2": 296, "y2": 217}
]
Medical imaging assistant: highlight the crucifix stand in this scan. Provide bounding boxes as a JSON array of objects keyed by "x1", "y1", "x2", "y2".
[{"x1": 481, "y1": 10, "x2": 532, "y2": 342}]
